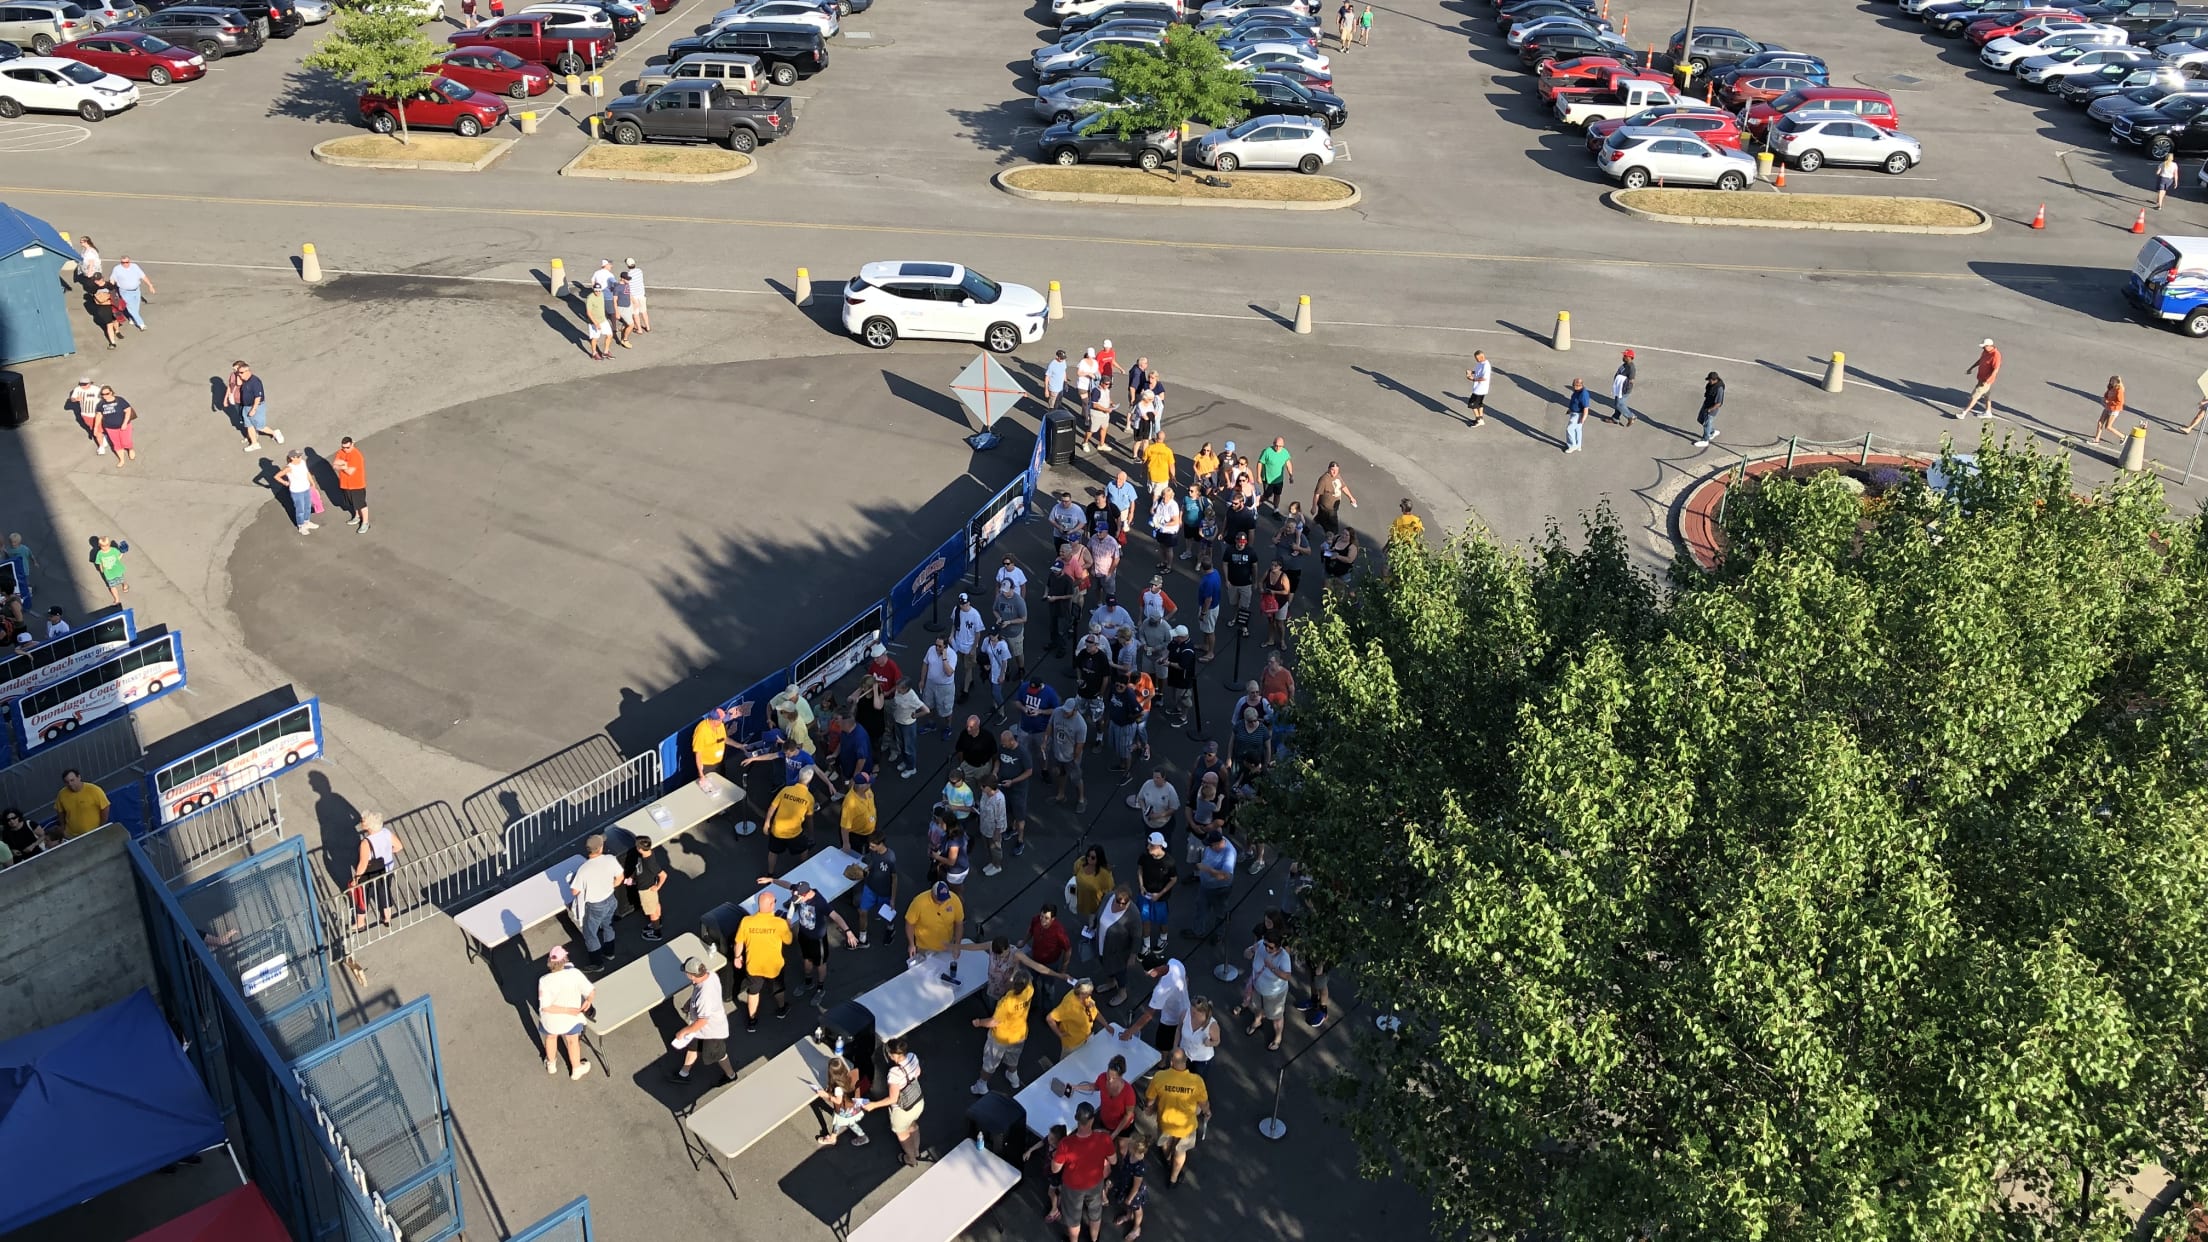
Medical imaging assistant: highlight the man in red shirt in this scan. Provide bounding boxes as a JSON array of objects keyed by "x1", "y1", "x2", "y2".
[
  {"x1": 1050, "y1": 1103, "x2": 1116, "y2": 1242},
  {"x1": 1959, "y1": 338, "x2": 2000, "y2": 420},
  {"x1": 1026, "y1": 903, "x2": 1073, "y2": 999}
]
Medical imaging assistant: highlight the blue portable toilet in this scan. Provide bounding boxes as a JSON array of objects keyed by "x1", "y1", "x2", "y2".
[{"x1": 0, "y1": 203, "x2": 78, "y2": 367}]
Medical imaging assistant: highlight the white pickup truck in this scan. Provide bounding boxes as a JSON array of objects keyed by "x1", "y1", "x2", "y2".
[{"x1": 1556, "y1": 78, "x2": 1683, "y2": 128}]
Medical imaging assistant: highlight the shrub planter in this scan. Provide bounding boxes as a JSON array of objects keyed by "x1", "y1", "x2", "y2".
[{"x1": 1677, "y1": 450, "x2": 1935, "y2": 570}]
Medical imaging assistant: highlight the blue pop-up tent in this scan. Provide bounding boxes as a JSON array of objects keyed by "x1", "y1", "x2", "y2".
[{"x1": 0, "y1": 989, "x2": 228, "y2": 1234}]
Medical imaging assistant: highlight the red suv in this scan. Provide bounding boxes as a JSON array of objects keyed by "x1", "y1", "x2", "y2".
[
  {"x1": 1746, "y1": 85, "x2": 1899, "y2": 137},
  {"x1": 1585, "y1": 106, "x2": 1743, "y2": 152},
  {"x1": 358, "y1": 76, "x2": 509, "y2": 136},
  {"x1": 429, "y1": 46, "x2": 552, "y2": 98},
  {"x1": 1966, "y1": 9, "x2": 2083, "y2": 45},
  {"x1": 52, "y1": 30, "x2": 205, "y2": 84}
]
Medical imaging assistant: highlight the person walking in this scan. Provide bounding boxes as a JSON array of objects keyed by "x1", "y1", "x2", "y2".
[
  {"x1": 94, "y1": 387, "x2": 136, "y2": 468},
  {"x1": 922, "y1": 634, "x2": 958, "y2": 736},
  {"x1": 993, "y1": 575, "x2": 1028, "y2": 686},
  {"x1": 232, "y1": 362, "x2": 284, "y2": 451},
  {"x1": 1358, "y1": 3, "x2": 1372, "y2": 44},
  {"x1": 568, "y1": 833, "x2": 627, "y2": 973},
  {"x1": 332, "y1": 436, "x2": 370, "y2": 532},
  {"x1": 460, "y1": 0, "x2": 475, "y2": 23},
  {"x1": 1256, "y1": 436, "x2": 1293, "y2": 512},
  {"x1": 74, "y1": 235, "x2": 100, "y2": 285},
  {"x1": 1178, "y1": 997, "x2": 1221, "y2": 1081},
  {"x1": 4, "y1": 533, "x2": 35, "y2": 602},
  {"x1": 109, "y1": 256, "x2": 152, "y2": 331},
  {"x1": 733, "y1": 889, "x2": 795, "y2": 1030},
  {"x1": 1241, "y1": 924, "x2": 1294, "y2": 1049},
  {"x1": 2096, "y1": 375, "x2": 2125, "y2": 446},
  {"x1": 1336, "y1": 0, "x2": 1352, "y2": 49},
  {"x1": 88, "y1": 278, "x2": 121, "y2": 349},
  {"x1": 2158, "y1": 151, "x2": 2180, "y2": 209},
  {"x1": 1050, "y1": 1102, "x2": 1117, "y2": 1242},
  {"x1": 864, "y1": 1036, "x2": 926, "y2": 1166},
  {"x1": 970, "y1": 966, "x2": 1035, "y2": 1093},
  {"x1": 66, "y1": 375, "x2": 103, "y2": 453},
  {"x1": 276, "y1": 450, "x2": 319, "y2": 535},
  {"x1": 1611, "y1": 349, "x2": 1637, "y2": 425},
  {"x1": 1464, "y1": 350, "x2": 1492, "y2": 426},
  {"x1": 1045, "y1": 348, "x2": 1069, "y2": 413},
  {"x1": 666, "y1": 955, "x2": 736, "y2": 1084},
  {"x1": 1096, "y1": 338, "x2": 1117, "y2": 394},
  {"x1": 581, "y1": 285, "x2": 612, "y2": 361},
  {"x1": 1187, "y1": 829, "x2": 1238, "y2": 942},
  {"x1": 757, "y1": 875, "x2": 856, "y2": 999},
  {"x1": 1958, "y1": 339, "x2": 2000, "y2": 419},
  {"x1": 630, "y1": 834, "x2": 669, "y2": 941},
  {"x1": 996, "y1": 727, "x2": 1033, "y2": 857},
  {"x1": 537, "y1": 946, "x2": 594, "y2": 1080},
  {"x1": 1311, "y1": 462, "x2": 1357, "y2": 536},
  {"x1": 92, "y1": 536, "x2": 127, "y2": 605},
  {"x1": 1144, "y1": 1047, "x2": 1211, "y2": 1186},
  {"x1": 951, "y1": 593, "x2": 985, "y2": 702},
  {"x1": 345, "y1": 811, "x2": 404, "y2": 932},
  {"x1": 814, "y1": 1057, "x2": 870, "y2": 1147},
  {"x1": 1695, "y1": 372, "x2": 1726, "y2": 447},
  {"x1": 1049, "y1": 698, "x2": 1089, "y2": 813},
  {"x1": 1561, "y1": 378, "x2": 1590, "y2": 454},
  {"x1": 612, "y1": 272, "x2": 639, "y2": 349}
]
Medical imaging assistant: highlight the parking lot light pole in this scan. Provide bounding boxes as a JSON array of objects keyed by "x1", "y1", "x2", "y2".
[{"x1": 1678, "y1": 0, "x2": 1701, "y2": 78}]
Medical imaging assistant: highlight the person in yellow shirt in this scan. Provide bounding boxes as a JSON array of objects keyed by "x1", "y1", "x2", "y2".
[
  {"x1": 765, "y1": 777, "x2": 815, "y2": 872},
  {"x1": 1192, "y1": 442, "x2": 1220, "y2": 485},
  {"x1": 691, "y1": 707, "x2": 731, "y2": 788},
  {"x1": 54, "y1": 770, "x2": 108, "y2": 838},
  {"x1": 1389, "y1": 498, "x2": 1424, "y2": 545},
  {"x1": 839, "y1": 770, "x2": 877, "y2": 853},
  {"x1": 1047, "y1": 979, "x2": 1099, "y2": 1061},
  {"x1": 972, "y1": 968, "x2": 1034, "y2": 1093},
  {"x1": 1144, "y1": 1048, "x2": 1211, "y2": 1185},
  {"x1": 905, "y1": 881, "x2": 967, "y2": 983},
  {"x1": 1141, "y1": 437, "x2": 1175, "y2": 501},
  {"x1": 733, "y1": 891, "x2": 795, "y2": 1031}
]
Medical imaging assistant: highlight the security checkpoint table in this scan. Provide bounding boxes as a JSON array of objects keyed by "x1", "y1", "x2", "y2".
[
  {"x1": 853, "y1": 947, "x2": 993, "y2": 1039},
  {"x1": 739, "y1": 846, "x2": 863, "y2": 914},
  {"x1": 585, "y1": 933, "x2": 726, "y2": 1037},
  {"x1": 1016, "y1": 1024, "x2": 1161, "y2": 1137},
  {"x1": 609, "y1": 772, "x2": 741, "y2": 846},
  {"x1": 683, "y1": 1035, "x2": 836, "y2": 1161},
  {"x1": 453, "y1": 854, "x2": 585, "y2": 952},
  {"x1": 846, "y1": 1140, "x2": 1023, "y2": 1242}
]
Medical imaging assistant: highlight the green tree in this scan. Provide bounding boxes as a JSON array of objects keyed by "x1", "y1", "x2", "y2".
[
  {"x1": 1092, "y1": 23, "x2": 1253, "y2": 177},
  {"x1": 303, "y1": 2, "x2": 442, "y2": 144},
  {"x1": 1255, "y1": 441, "x2": 2208, "y2": 1239}
]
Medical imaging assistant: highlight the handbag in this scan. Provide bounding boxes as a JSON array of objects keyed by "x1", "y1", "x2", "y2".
[
  {"x1": 896, "y1": 1073, "x2": 924, "y2": 1110},
  {"x1": 309, "y1": 487, "x2": 326, "y2": 516}
]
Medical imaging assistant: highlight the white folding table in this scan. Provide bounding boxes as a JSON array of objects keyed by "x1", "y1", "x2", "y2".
[
  {"x1": 452, "y1": 854, "x2": 584, "y2": 956},
  {"x1": 584, "y1": 933, "x2": 725, "y2": 1037},
  {"x1": 682, "y1": 1035, "x2": 836, "y2": 1163},
  {"x1": 853, "y1": 948, "x2": 993, "y2": 1039},
  {"x1": 1014, "y1": 1024, "x2": 1162, "y2": 1137},
  {"x1": 739, "y1": 846, "x2": 863, "y2": 914},
  {"x1": 609, "y1": 772, "x2": 742, "y2": 846},
  {"x1": 845, "y1": 1141, "x2": 1023, "y2": 1242}
]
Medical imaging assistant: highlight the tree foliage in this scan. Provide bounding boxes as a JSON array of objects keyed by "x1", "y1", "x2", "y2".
[
  {"x1": 1254, "y1": 440, "x2": 2208, "y2": 1240},
  {"x1": 1093, "y1": 24, "x2": 1253, "y2": 175},
  {"x1": 303, "y1": 2, "x2": 442, "y2": 143}
]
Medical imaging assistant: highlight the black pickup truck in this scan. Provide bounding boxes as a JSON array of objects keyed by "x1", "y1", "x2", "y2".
[{"x1": 598, "y1": 82, "x2": 794, "y2": 151}]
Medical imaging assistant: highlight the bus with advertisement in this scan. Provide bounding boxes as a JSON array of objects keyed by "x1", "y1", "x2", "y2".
[
  {"x1": 7, "y1": 630, "x2": 186, "y2": 757},
  {"x1": 152, "y1": 699, "x2": 323, "y2": 825},
  {"x1": 0, "y1": 609, "x2": 136, "y2": 704}
]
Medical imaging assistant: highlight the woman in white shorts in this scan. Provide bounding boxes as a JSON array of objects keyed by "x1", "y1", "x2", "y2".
[{"x1": 867, "y1": 1037, "x2": 926, "y2": 1167}]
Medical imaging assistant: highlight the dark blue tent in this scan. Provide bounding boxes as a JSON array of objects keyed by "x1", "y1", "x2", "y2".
[
  {"x1": 0, "y1": 202, "x2": 79, "y2": 366},
  {"x1": 0, "y1": 989, "x2": 227, "y2": 1234}
]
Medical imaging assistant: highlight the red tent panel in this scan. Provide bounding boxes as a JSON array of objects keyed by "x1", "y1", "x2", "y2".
[{"x1": 130, "y1": 1183, "x2": 290, "y2": 1242}]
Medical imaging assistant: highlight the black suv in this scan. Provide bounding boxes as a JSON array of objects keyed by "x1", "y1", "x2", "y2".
[
  {"x1": 1666, "y1": 26, "x2": 1783, "y2": 72},
  {"x1": 117, "y1": 4, "x2": 260, "y2": 55},
  {"x1": 141, "y1": 0, "x2": 294, "y2": 37},
  {"x1": 2138, "y1": 14, "x2": 2208, "y2": 43},
  {"x1": 1242, "y1": 71, "x2": 1346, "y2": 129},
  {"x1": 661, "y1": 21, "x2": 823, "y2": 85},
  {"x1": 2077, "y1": 0, "x2": 2204, "y2": 33}
]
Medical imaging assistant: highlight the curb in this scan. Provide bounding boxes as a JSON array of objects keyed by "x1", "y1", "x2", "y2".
[
  {"x1": 1675, "y1": 452, "x2": 1936, "y2": 570},
  {"x1": 309, "y1": 136, "x2": 516, "y2": 172},
  {"x1": 559, "y1": 147, "x2": 757, "y2": 182},
  {"x1": 1608, "y1": 189, "x2": 1991, "y2": 234},
  {"x1": 993, "y1": 165, "x2": 1361, "y2": 211}
]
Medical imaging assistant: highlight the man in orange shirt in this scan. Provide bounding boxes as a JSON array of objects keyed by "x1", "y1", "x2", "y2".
[{"x1": 332, "y1": 436, "x2": 370, "y2": 533}]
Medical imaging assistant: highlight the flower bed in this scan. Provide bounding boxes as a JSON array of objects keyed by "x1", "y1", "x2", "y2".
[{"x1": 1677, "y1": 452, "x2": 1935, "y2": 570}]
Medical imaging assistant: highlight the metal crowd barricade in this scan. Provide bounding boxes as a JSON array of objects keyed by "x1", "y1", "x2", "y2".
[
  {"x1": 508, "y1": 1198, "x2": 595, "y2": 1242},
  {"x1": 291, "y1": 998, "x2": 465, "y2": 1242},
  {"x1": 139, "y1": 780, "x2": 282, "y2": 887},
  {"x1": 324, "y1": 830, "x2": 505, "y2": 961},
  {"x1": 500, "y1": 749, "x2": 663, "y2": 872},
  {"x1": 176, "y1": 836, "x2": 340, "y2": 1061}
]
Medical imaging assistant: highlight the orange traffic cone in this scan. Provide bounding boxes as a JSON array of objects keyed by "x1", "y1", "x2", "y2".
[
  {"x1": 1773, "y1": 164, "x2": 1786, "y2": 189},
  {"x1": 2132, "y1": 208, "x2": 2149, "y2": 234},
  {"x1": 2030, "y1": 203, "x2": 2046, "y2": 229}
]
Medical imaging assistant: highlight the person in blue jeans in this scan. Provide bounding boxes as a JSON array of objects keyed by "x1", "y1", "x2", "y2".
[
  {"x1": 1186, "y1": 830, "x2": 1238, "y2": 943},
  {"x1": 276, "y1": 450, "x2": 319, "y2": 534},
  {"x1": 1563, "y1": 378, "x2": 1590, "y2": 454}
]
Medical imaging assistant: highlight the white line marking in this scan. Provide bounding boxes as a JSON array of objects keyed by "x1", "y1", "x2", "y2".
[{"x1": 1790, "y1": 171, "x2": 1940, "y2": 181}]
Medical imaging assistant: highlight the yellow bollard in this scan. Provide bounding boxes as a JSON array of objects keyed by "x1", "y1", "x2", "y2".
[
  {"x1": 1292, "y1": 294, "x2": 1312, "y2": 335},
  {"x1": 1822, "y1": 351, "x2": 1845, "y2": 394},
  {"x1": 564, "y1": 72, "x2": 580, "y2": 94},
  {"x1": 1047, "y1": 280, "x2": 1064, "y2": 320},
  {"x1": 518, "y1": 110, "x2": 539, "y2": 134},
  {"x1": 549, "y1": 257, "x2": 566, "y2": 293},
  {"x1": 2119, "y1": 424, "x2": 2148, "y2": 472},
  {"x1": 589, "y1": 115, "x2": 601, "y2": 140},
  {"x1": 794, "y1": 266, "x2": 812, "y2": 306},
  {"x1": 1552, "y1": 310, "x2": 1571, "y2": 351},
  {"x1": 299, "y1": 243, "x2": 322, "y2": 283},
  {"x1": 588, "y1": 73, "x2": 604, "y2": 97}
]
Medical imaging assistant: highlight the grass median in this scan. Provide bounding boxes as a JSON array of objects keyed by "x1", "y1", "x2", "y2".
[
  {"x1": 1003, "y1": 165, "x2": 1355, "y2": 202},
  {"x1": 1618, "y1": 188, "x2": 1983, "y2": 229},
  {"x1": 316, "y1": 134, "x2": 504, "y2": 164},
  {"x1": 569, "y1": 145, "x2": 752, "y2": 176}
]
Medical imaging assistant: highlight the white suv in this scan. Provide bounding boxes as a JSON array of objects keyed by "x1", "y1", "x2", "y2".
[
  {"x1": 709, "y1": 0, "x2": 835, "y2": 36},
  {"x1": 1598, "y1": 127, "x2": 1757, "y2": 189},
  {"x1": 1767, "y1": 110, "x2": 1923, "y2": 173},
  {"x1": 0, "y1": 54, "x2": 135, "y2": 119},
  {"x1": 842, "y1": 261, "x2": 1050, "y2": 353}
]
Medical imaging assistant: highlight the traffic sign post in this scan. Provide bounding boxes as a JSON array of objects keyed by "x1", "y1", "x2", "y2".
[{"x1": 950, "y1": 353, "x2": 1026, "y2": 451}]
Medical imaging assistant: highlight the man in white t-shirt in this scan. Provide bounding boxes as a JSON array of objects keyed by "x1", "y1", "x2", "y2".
[
  {"x1": 568, "y1": 833, "x2": 628, "y2": 973},
  {"x1": 950, "y1": 593, "x2": 985, "y2": 701},
  {"x1": 1132, "y1": 768, "x2": 1181, "y2": 842},
  {"x1": 667, "y1": 956, "x2": 733, "y2": 1083},
  {"x1": 922, "y1": 635, "x2": 958, "y2": 736},
  {"x1": 1119, "y1": 955, "x2": 1190, "y2": 1054},
  {"x1": 1464, "y1": 350, "x2": 1492, "y2": 428},
  {"x1": 623, "y1": 258, "x2": 650, "y2": 332},
  {"x1": 538, "y1": 946, "x2": 596, "y2": 1080}
]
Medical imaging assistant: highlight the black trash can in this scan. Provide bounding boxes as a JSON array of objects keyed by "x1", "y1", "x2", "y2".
[
  {"x1": 698, "y1": 901, "x2": 744, "y2": 960},
  {"x1": 966, "y1": 1090, "x2": 1026, "y2": 1163},
  {"x1": 0, "y1": 372, "x2": 26, "y2": 431},
  {"x1": 1045, "y1": 410, "x2": 1077, "y2": 467},
  {"x1": 816, "y1": 999, "x2": 879, "y2": 1094}
]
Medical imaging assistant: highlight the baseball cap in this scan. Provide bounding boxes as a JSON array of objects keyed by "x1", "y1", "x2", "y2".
[
  {"x1": 1246, "y1": 680, "x2": 1261, "y2": 693},
  {"x1": 624, "y1": 257, "x2": 637, "y2": 267},
  {"x1": 1171, "y1": 625, "x2": 1188, "y2": 638},
  {"x1": 869, "y1": 643, "x2": 887, "y2": 658},
  {"x1": 856, "y1": 770, "x2": 873, "y2": 786},
  {"x1": 549, "y1": 945, "x2": 570, "y2": 963},
  {"x1": 1147, "y1": 831, "x2": 1167, "y2": 849},
  {"x1": 1204, "y1": 830, "x2": 1225, "y2": 845},
  {"x1": 1105, "y1": 594, "x2": 1117, "y2": 604},
  {"x1": 1224, "y1": 441, "x2": 1237, "y2": 453},
  {"x1": 1980, "y1": 338, "x2": 1994, "y2": 348},
  {"x1": 959, "y1": 592, "x2": 969, "y2": 602},
  {"x1": 683, "y1": 956, "x2": 709, "y2": 975},
  {"x1": 77, "y1": 374, "x2": 90, "y2": 384},
  {"x1": 1622, "y1": 348, "x2": 1635, "y2": 358},
  {"x1": 710, "y1": 707, "x2": 728, "y2": 722},
  {"x1": 792, "y1": 880, "x2": 814, "y2": 895},
  {"x1": 1203, "y1": 740, "x2": 1220, "y2": 753},
  {"x1": 933, "y1": 880, "x2": 951, "y2": 901}
]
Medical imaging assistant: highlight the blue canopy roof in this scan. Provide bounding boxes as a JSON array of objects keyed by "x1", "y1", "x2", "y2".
[
  {"x1": 0, "y1": 201, "x2": 76, "y2": 262},
  {"x1": 0, "y1": 989, "x2": 225, "y2": 1234}
]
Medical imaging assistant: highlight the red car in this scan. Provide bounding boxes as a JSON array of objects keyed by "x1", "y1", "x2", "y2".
[
  {"x1": 429, "y1": 47, "x2": 552, "y2": 98},
  {"x1": 1547, "y1": 64, "x2": 1666, "y2": 105},
  {"x1": 1719, "y1": 71, "x2": 1811, "y2": 109},
  {"x1": 1585, "y1": 106, "x2": 1743, "y2": 152},
  {"x1": 358, "y1": 76, "x2": 509, "y2": 136},
  {"x1": 52, "y1": 30, "x2": 205, "y2": 85},
  {"x1": 1965, "y1": 9, "x2": 2082, "y2": 46},
  {"x1": 1536, "y1": 55, "x2": 1624, "y2": 102}
]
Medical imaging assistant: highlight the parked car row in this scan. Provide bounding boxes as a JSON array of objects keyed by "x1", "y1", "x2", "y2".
[
  {"x1": 1485, "y1": 0, "x2": 1929, "y2": 192},
  {"x1": 576, "y1": 0, "x2": 850, "y2": 153},
  {"x1": 1018, "y1": 0, "x2": 1342, "y2": 172}
]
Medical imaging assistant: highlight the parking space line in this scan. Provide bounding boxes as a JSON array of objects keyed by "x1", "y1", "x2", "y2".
[
  {"x1": 0, "y1": 124, "x2": 91, "y2": 153},
  {"x1": 1791, "y1": 171, "x2": 1939, "y2": 182},
  {"x1": 0, "y1": 185, "x2": 1988, "y2": 282}
]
